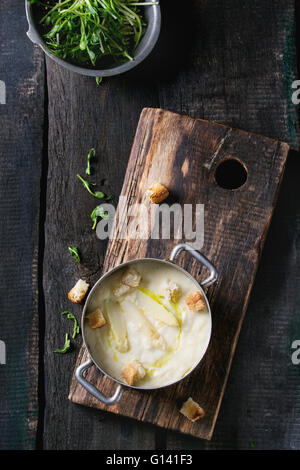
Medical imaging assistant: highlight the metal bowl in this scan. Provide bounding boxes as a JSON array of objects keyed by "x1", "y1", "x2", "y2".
[
  {"x1": 76, "y1": 243, "x2": 218, "y2": 406},
  {"x1": 25, "y1": 1, "x2": 161, "y2": 77}
]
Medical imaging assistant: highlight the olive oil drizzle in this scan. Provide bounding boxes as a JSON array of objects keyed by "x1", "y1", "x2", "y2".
[
  {"x1": 138, "y1": 288, "x2": 183, "y2": 374},
  {"x1": 104, "y1": 289, "x2": 184, "y2": 373}
]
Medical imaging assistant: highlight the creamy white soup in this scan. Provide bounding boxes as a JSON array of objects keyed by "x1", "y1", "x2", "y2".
[{"x1": 84, "y1": 260, "x2": 211, "y2": 388}]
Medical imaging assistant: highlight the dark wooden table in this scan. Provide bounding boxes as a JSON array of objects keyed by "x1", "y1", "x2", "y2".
[{"x1": 1, "y1": 0, "x2": 300, "y2": 450}]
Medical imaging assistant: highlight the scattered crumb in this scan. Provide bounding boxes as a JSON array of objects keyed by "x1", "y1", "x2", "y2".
[{"x1": 180, "y1": 397, "x2": 205, "y2": 422}]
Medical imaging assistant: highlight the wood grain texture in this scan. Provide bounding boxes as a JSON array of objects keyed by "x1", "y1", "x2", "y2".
[
  {"x1": 41, "y1": 0, "x2": 300, "y2": 450},
  {"x1": 0, "y1": 0, "x2": 45, "y2": 450},
  {"x1": 0, "y1": 0, "x2": 298, "y2": 451},
  {"x1": 69, "y1": 108, "x2": 289, "y2": 440},
  {"x1": 165, "y1": 151, "x2": 300, "y2": 450},
  {"x1": 42, "y1": 60, "x2": 158, "y2": 450},
  {"x1": 156, "y1": 0, "x2": 299, "y2": 149}
]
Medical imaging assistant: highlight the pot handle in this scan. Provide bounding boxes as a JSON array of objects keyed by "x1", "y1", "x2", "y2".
[
  {"x1": 76, "y1": 359, "x2": 123, "y2": 406},
  {"x1": 169, "y1": 243, "x2": 218, "y2": 287}
]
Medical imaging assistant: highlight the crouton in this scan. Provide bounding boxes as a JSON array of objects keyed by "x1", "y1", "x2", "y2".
[
  {"x1": 88, "y1": 308, "x2": 106, "y2": 329},
  {"x1": 185, "y1": 291, "x2": 206, "y2": 312},
  {"x1": 68, "y1": 279, "x2": 89, "y2": 304},
  {"x1": 180, "y1": 397, "x2": 205, "y2": 422},
  {"x1": 122, "y1": 360, "x2": 146, "y2": 386},
  {"x1": 165, "y1": 281, "x2": 181, "y2": 303},
  {"x1": 122, "y1": 267, "x2": 142, "y2": 287},
  {"x1": 146, "y1": 182, "x2": 169, "y2": 204},
  {"x1": 113, "y1": 282, "x2": 131, "y2": 298}
]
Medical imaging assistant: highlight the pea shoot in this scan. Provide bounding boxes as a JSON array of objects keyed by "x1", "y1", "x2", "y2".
[
  {"x1": 86, "y1": 148, "x2": 95, "y2": 176},
  {"x1": 91, "y1": 205, "x2": 109, "y2": 230},
  {"x1": 68, "y1": 246, "x2": 81, "y2": 263},
  {"x1": 29, "y1": 0, "x2": 158, "y2": 67},
  {"x1": 62, "y1": 311, "x2": 80, "y2": 339},
  {"x1": 77, "y1": 174, "x2": 105, "y2": 199},
  {"x1": 54, "y1": 333, "x2": 71, "y2": 354}
]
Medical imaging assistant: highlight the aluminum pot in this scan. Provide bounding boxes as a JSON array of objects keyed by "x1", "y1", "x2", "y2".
[
  {"x1": 25, "y1": 1, "x2": 161, "y2": 77},
  {"x1": 76, "y1": 243, "x2": 218, "y2": 405}
]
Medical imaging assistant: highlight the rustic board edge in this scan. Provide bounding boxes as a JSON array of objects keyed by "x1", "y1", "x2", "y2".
[{"x1": 68, "y1": 107, "x2": 290, "y2": 441}]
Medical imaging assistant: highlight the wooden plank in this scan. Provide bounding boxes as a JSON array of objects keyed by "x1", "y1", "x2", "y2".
[
  {"x1": 0, "y1": 0, "x2": 45, "y2": 450},
  {"x1": 166, "y1": 151, "x2": 300, "y2": 450},
  {"x1": 69, "y1": 107, "x2": 289, "y2": 440},
  {"x1": 42, "y1": 0, "x2": 299, "y2": 449},
  {"x1": 42, "y1": 60, "x2": 158, "y2": 450},
  {"x1": 156, "y1": 0, "x2": 299, "y2": 149},
  {"x1": 160, "y1": 0, "x2": 300, "y2": 448}
]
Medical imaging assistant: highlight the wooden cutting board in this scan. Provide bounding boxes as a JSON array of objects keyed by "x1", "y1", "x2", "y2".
[{"x1": 68, "y1": 108, "x2": 289, "y2": 440}]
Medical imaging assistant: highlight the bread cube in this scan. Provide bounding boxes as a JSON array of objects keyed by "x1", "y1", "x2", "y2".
[
  {"x1": 68, "y1": 279, "x2": 89, "y2": 304},
  {"x1": 113, "y1": 282, "x2": 131, "y2": 298},
  {"x1": 165, "y1": 281, "x2": 181, "y2": 303},
  {"x1": 146, "y1": 182, "x2": 169, "y2": 204},
  {"x1": 122, "y1": 267, "x2": 141, "y2": 288},
  {"x1": 185, "y1": 291, "x2": 206, "y2": 312},
  {"x1": 87, "y1": 308, "x2": 106, "y2": 329},
  {"x1": 180, "y1": 397, "x2": 205, "y2": 422},
  {"x1": 122, "y1": 360, "x2": 146, "y2": 386}
]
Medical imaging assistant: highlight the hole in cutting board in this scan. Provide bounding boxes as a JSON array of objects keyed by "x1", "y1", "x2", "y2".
[{"x1": 214, "y1": 158, "x2": 248, "y2": 189}]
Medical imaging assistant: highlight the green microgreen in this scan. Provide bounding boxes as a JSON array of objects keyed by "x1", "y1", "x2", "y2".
[
  {"x1": 77, "y1": 173, "x2": 105, "y2": 199},
  {"x1": 86, "y1": 148, "x2": 95, "y2": 176},
  {"x1": 91, "y1": 205, "x2": 109, "y2": 230},
  {"x1": 29, "y1": 0, "x2": 158, "y2": 67},
  {"x1": 54, "y1": 333, "x2": 71, "y2": 354},
  {"x1": 68, "y1": 246, "x2": 81, "y2": 263},
  {"x1": 62, "y1": 311, "x2": 80, "y2": 339},
  {"x1": 77, "y1": 173, "x2": 111, "y2": 200}
]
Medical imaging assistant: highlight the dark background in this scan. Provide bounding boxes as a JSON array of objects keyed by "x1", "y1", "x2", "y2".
[{"x1": 0, "y1": 0, "x2": 300, "y2": 450}]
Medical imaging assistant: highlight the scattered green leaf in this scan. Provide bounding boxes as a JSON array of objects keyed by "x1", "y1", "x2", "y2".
[
  {"x1": 250, "y1": 441, "x2": 257, "y2": 448},
  {"x1": 54, "y1": 333, "x2": 71, "y2": 354},
  {"x1": 95, "y1": 77, "x2": 103, "y2": 86},
  {"x1": 91, "y1": 205, "x2": 109, "y2": 230},
  {"x1": 77, "y1": 173, "x2": 105, "y2": 199},
  {"x1": 86, "y1": 148, "x2": 95, "y2": 176},
  {"x1": 94, "y1": 190, "x2": 106, "y2": 199},
  {"x1": 77, "y1": 173, "x2": 111, "y2": 200},
  {"x1": 77, "y1": 173, "x2": 96, "y2": 196},
  {"x1": 62, "y1": 311, "x2": 80, "y2": 339},
  {"x1": 68, "y1": 246, "x2": 81, "y2": 263}
]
